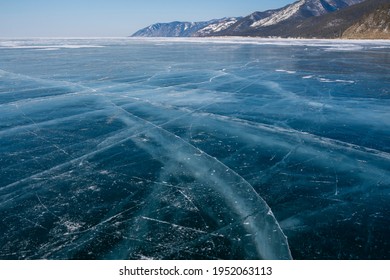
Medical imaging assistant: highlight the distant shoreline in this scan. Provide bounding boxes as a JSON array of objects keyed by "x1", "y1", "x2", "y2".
[
  {"x1": 1, "y1": 36, "x2": 389, "y2": 42},
  {"x1": 129, "y1": 36, "x2": 390, "y2": 42}
]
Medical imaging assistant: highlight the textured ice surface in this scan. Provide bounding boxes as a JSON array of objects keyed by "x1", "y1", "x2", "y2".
[{"x1": 0, "y1": 38, "x2": 389, "y2": 260}]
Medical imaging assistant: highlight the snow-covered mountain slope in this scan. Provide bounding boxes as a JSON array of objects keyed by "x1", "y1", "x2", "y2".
[
  {"x1": 250, "y1": 0, "x2": 365, "y2": 28},
  {"x1": 194, "y1": 18, "x2": 241, "y2": 36},
  {"x1": 251, "y1": 0, "x2": 389, "y2": 39},
  {"x1": 251, "y1": 0, "x2": 306, "y2": 28}
]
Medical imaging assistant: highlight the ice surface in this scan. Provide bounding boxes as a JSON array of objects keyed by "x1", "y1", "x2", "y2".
[{"x1": 0, "y1": 38, "x2": 389, "y2": 260}]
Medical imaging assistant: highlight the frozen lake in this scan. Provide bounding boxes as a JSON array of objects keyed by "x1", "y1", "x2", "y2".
[{"x1": 0, "y1": 38, "x2": 389, "y2": 259}]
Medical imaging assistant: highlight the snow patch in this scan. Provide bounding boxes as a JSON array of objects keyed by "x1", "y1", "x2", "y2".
[{"x1": 276, "y1": 69, "x2": 297, "y2": 74}]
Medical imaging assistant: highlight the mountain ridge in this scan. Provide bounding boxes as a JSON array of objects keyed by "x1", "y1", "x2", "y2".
[
  {"x1": 131, "y1": 0, "x2": 390, "y2": 39},
  {"x1": 132, "y1": 18, "x2": 242, "y2": 37}
]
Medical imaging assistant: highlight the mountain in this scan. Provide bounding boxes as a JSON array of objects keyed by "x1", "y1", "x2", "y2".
[
  {"x1": 132, "y1": 21, "x2": 210, "y2": 37},
  {"x1": 342, "y1": 3, "x2": 390, "y2": 39},
  {"x1": 131, "y1": 0, "x2": 389, "y2": 39},
  {"x1": 240, "y1": 0, "x2": 363, "y2": 30},
  {"x1": 132, "y1": 18, "x2": 241, "y2": 37},
  {"x1": 211, "y1": 0, "x2": 366, "y2": 37},
  {"x1": 259, "y1": 0, "x2": 390, "y2": 38}
]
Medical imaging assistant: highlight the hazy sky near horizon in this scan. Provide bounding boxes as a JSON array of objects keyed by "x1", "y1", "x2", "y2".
[{"x1": 0, "y1": 0, "x2": 296, "y2": 37}]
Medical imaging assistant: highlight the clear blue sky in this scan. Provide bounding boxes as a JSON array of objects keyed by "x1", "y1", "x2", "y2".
[{"x1": 0, "y1": 0, "x2": 296, "y2": 37}]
